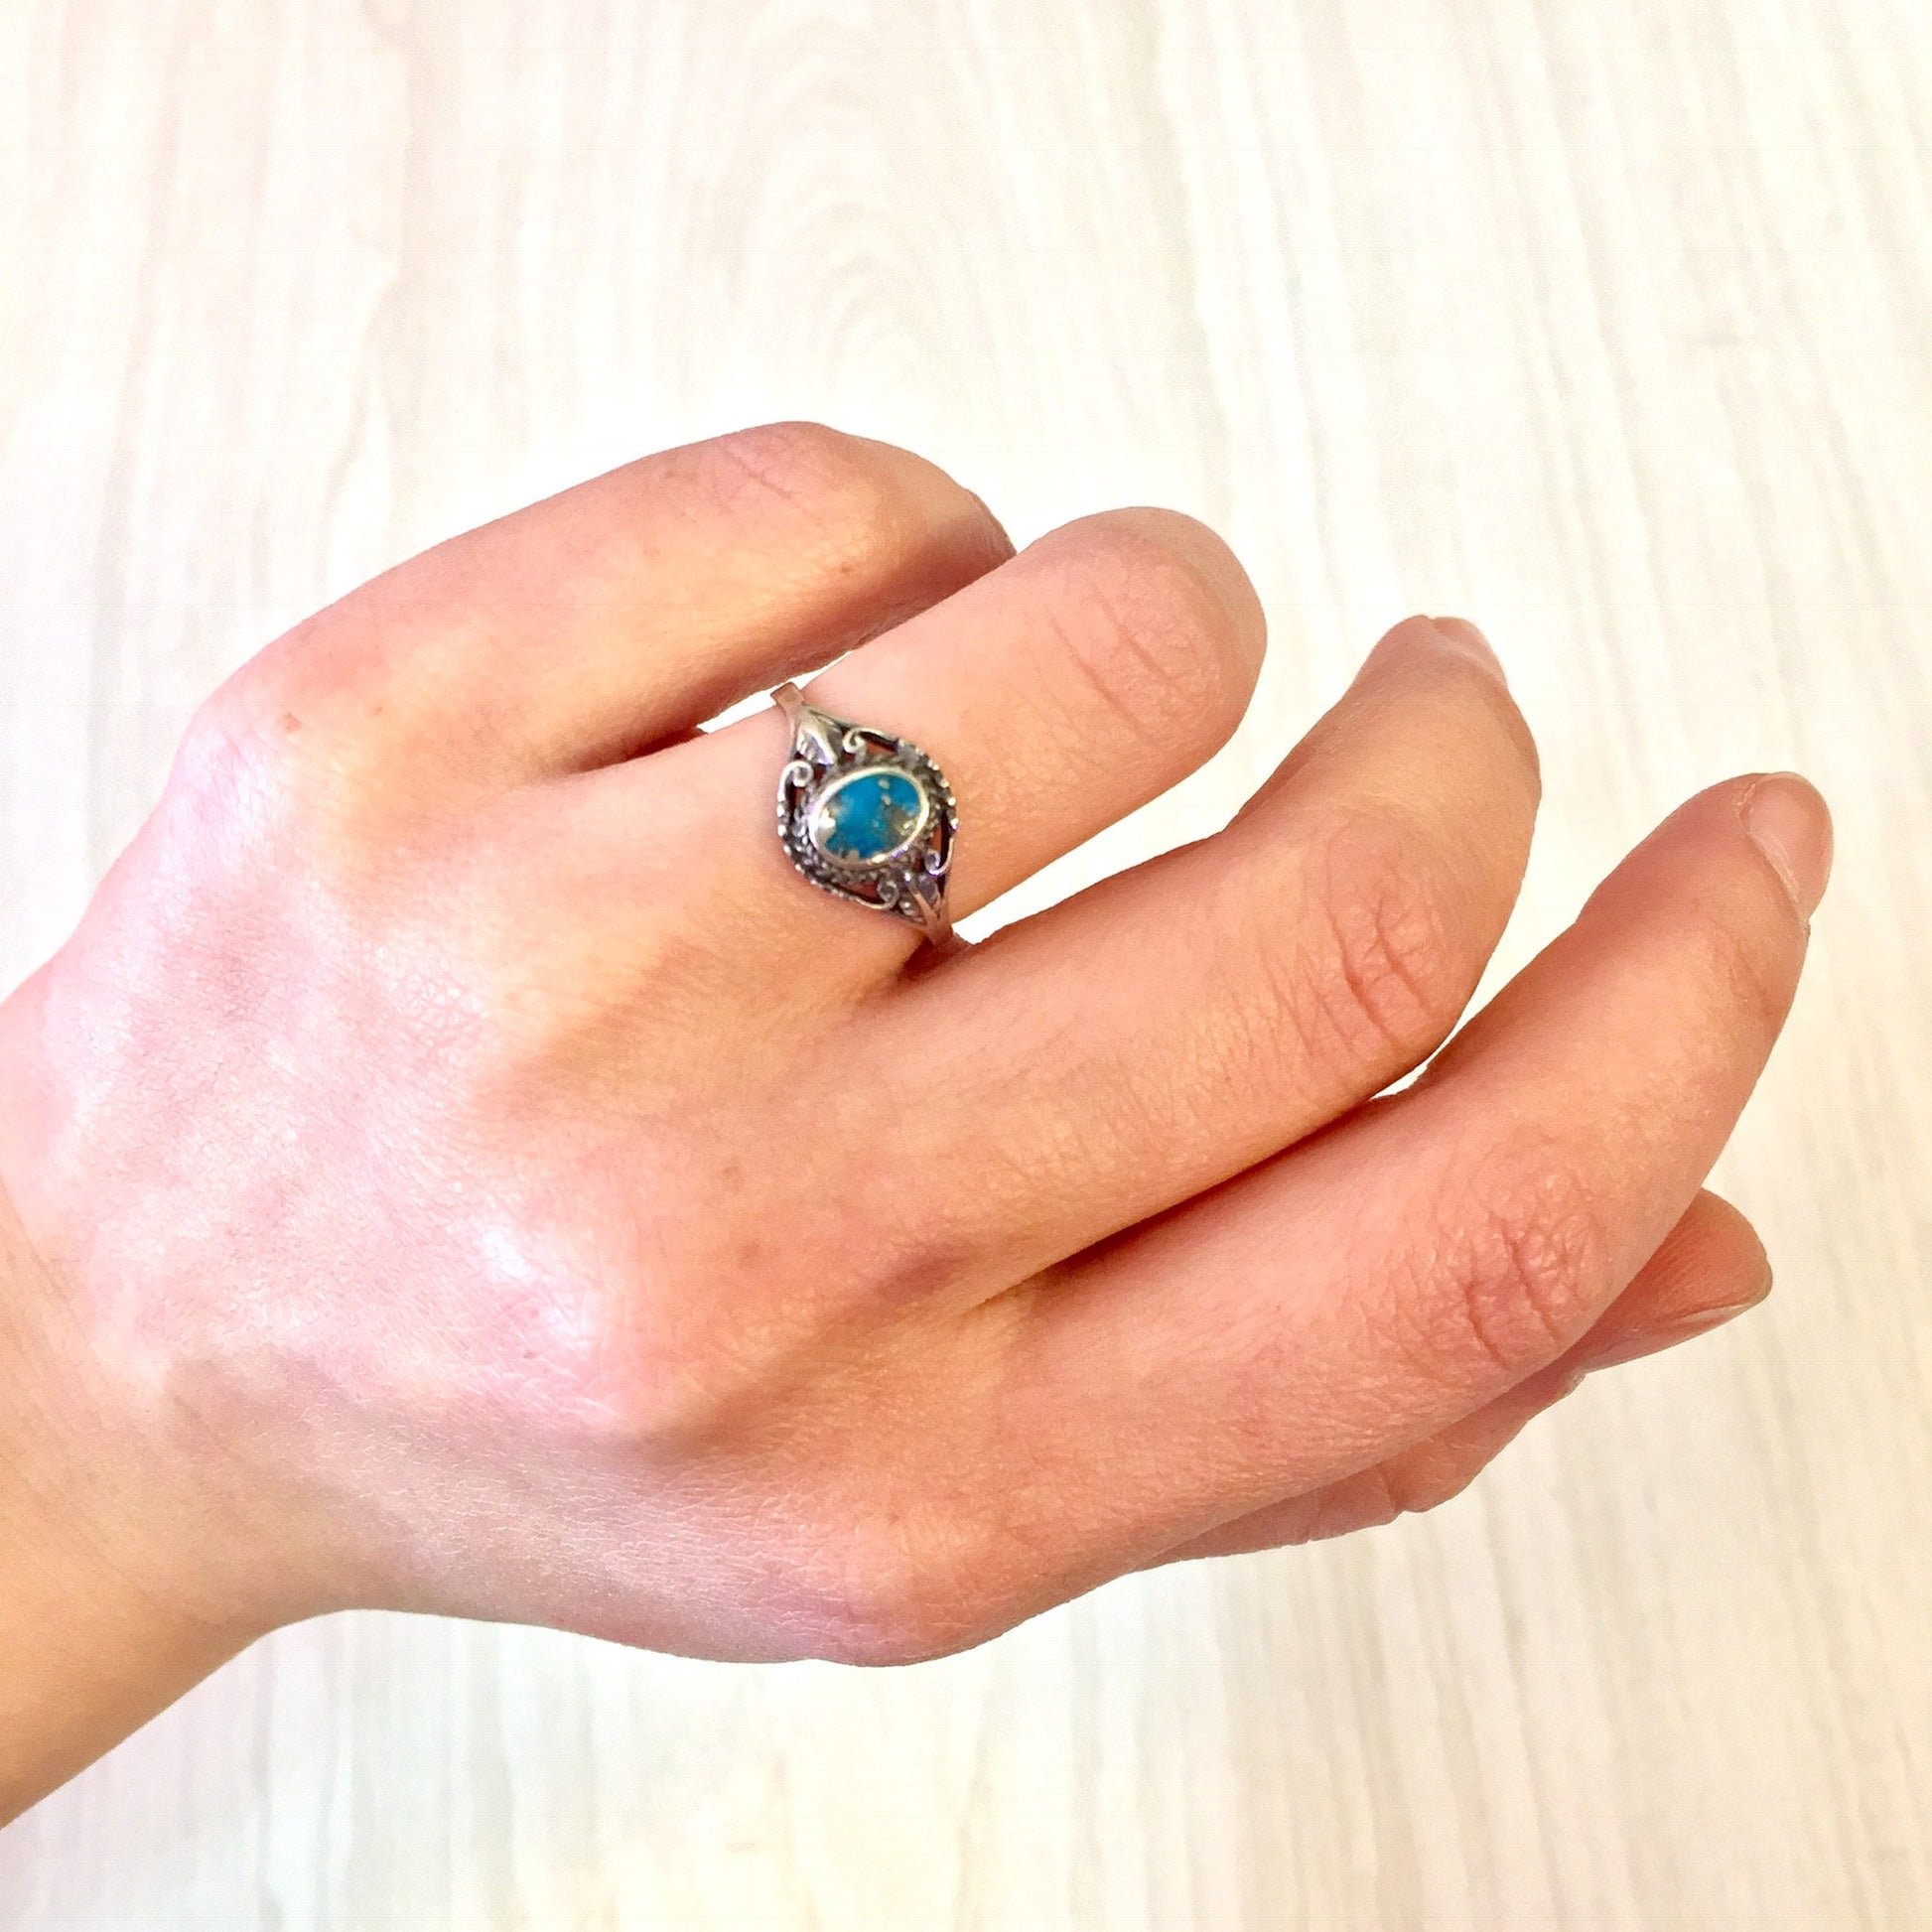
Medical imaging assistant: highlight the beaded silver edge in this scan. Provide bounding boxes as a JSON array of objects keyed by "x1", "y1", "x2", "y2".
[{"x1": 772, "y1": 686, "x2": 957, "y2": 941}]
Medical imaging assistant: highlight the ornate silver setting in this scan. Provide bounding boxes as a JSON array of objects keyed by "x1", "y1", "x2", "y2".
[{"x1": 772, "y1": 682, "x2": 956, "y2": 943}]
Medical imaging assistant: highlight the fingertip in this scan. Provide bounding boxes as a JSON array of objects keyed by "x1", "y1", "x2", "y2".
[
  {"x1": 1427, "y1": 616, "x2": 1507, "y2": 687},
  {"x1": 961, "y1": 487, "x2": 1019, "y2": 564},
  {"x1": 1739, "y1": 771, "x2": 1834, "y2": 920},
  {"x1": 1682, "y1": 1188, "x2": 1775, "y2": 1307},
  {"x1": 1358, "y1": 616, "x2": 1540, "y2": 801},
  {"x1": 1118, "y1": 507, "x2": 1270, "y2": 678},
  {"x1": 1583, "y1": 772, "x2": 1827, "y2": 958},
  {"x1": 1025, "y1": 506, "x2": 1270, "y2": 691},
  {"x1": 1573, "y1": 1292, "x2": 1767, "y2": 1375},
  {"x1": 1366, "y1": 614, "x2": 1504, "y2": 685},
  {"x1": 1567, "y1": 1189, "x2": 1773, "y2": 1376}
]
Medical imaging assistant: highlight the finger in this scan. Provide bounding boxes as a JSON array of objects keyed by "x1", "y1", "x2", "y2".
[
  {"x1": 843, "y1": 615, "x2": 1538, "y2": 1285},
  {"x1": 993, "y1": 771, "x2": 1828, "y2": 1567},
  {"x1": 556, "y1": 507, "x2": 1267, "y2": 979},
  {"x1": 1552, "y1": 1184, "x2": 1771, "y2": 1373},
  {"x1": 1149, "y1": 1364, "x2": 1579, "y2": 1560},
  {"x1": 1143, "y1": 1187, "x2": 1770, "y2": 1562},
  {"x1": 225, "y1": 422, "x2": 1012, "y2": 781}
]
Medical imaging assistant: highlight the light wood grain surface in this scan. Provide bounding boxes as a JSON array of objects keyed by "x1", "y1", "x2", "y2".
[{"x1": 1, "y1": 1, "x2": 1927, "y2": 1925}]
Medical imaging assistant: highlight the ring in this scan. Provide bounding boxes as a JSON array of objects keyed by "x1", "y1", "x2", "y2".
[{"x1": 772, "y1": 682, "x2": 956, "y2": 943}]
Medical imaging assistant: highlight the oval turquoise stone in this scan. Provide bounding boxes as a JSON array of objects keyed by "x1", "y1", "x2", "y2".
[{"x1": 810, "y1": 767, "x2": 927, "y2": 864}]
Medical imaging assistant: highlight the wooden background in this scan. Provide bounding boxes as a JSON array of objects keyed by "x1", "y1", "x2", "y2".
[{"x1": 1, "y1": 0, "x2": 1927, "y2": 1924}]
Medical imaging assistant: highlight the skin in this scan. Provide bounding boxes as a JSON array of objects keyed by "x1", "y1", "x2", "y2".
[{"x1": 0, "y1": 423, "x2": 1831, "y2": 1821}]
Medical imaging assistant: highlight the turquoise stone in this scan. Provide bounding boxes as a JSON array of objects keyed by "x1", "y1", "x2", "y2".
[{"x1": 811, "y1": 767, "x2": 927, "y2": 864}]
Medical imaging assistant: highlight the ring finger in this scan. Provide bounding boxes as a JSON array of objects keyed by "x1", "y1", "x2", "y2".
[{"x1": 831, "y1": 615, "x2": 1540, "y2": 1291}]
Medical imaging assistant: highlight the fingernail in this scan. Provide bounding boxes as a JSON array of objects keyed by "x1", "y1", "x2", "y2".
[
  {"x1": 1741, "y1": 772, "x2": 1834, "y2": 920},
  {"x1": 1576, "y1": 1298, "x2": 1762, "y2": 1376},
  {"x1": 965, "y1": 488, "x2": 1018, "y2": 560},
  {"x1": 1427, "y1": 616, "x2": 1507, "y2": 686}
]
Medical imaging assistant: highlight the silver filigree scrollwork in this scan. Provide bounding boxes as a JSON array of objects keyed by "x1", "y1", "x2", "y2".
[{"x1": 771, "y1": 682, "x2": 956, "y2": 943}]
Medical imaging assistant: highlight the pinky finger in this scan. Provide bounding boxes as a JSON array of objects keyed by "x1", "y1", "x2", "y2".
[{"x1": 1142, "y1": 1187, "x2": 1770, "y2": 1564}]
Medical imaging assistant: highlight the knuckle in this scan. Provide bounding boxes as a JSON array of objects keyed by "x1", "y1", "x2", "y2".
[
  {"x1": 572, "y1": 1251, "x2": 811, "y2": 1457},
  {"x1": 173, "y1": 678, "x2": 270, "y2": 789},
  {"x1": 168, "y1": 658, "x2": 417, "y2": 883},
  {"x1": 1034, "y1": 514, "x2": 1263, "y2": 758},
  {"x1": 1414, "y1": 1139, "x2": 1611, "y2": 1384},
  {"x1": 790, "y1": 1515, "x2": 1001, "y2": 1667},
  {"x1": 1291, "y1": 815, "x2": 1476, "y2": 1077},
  {"x1": 171, "y1": 666, "x2": 326, "y2": 825},
  {"x1": 608, "y1": 1332, "x2": 771, "y2": 1454}
]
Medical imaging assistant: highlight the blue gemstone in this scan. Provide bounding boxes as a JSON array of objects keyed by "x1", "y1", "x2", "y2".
[{"x1": 811, "y1": 767, "x2": 927, "y2": 863}]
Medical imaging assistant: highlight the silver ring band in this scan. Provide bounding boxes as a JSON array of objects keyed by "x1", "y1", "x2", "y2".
[{"x1": 772, "y1": 683, "x2": 956, "y2": 944}]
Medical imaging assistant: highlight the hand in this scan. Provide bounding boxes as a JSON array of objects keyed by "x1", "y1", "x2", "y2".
[{"x1": 0, "y1": 424, "x2": 1828, "y2": 1809}]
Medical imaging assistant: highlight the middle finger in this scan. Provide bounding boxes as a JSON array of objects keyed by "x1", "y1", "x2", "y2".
[{"x1": 849, "y1": 618, "x2": 1540, "y2": 1288}]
